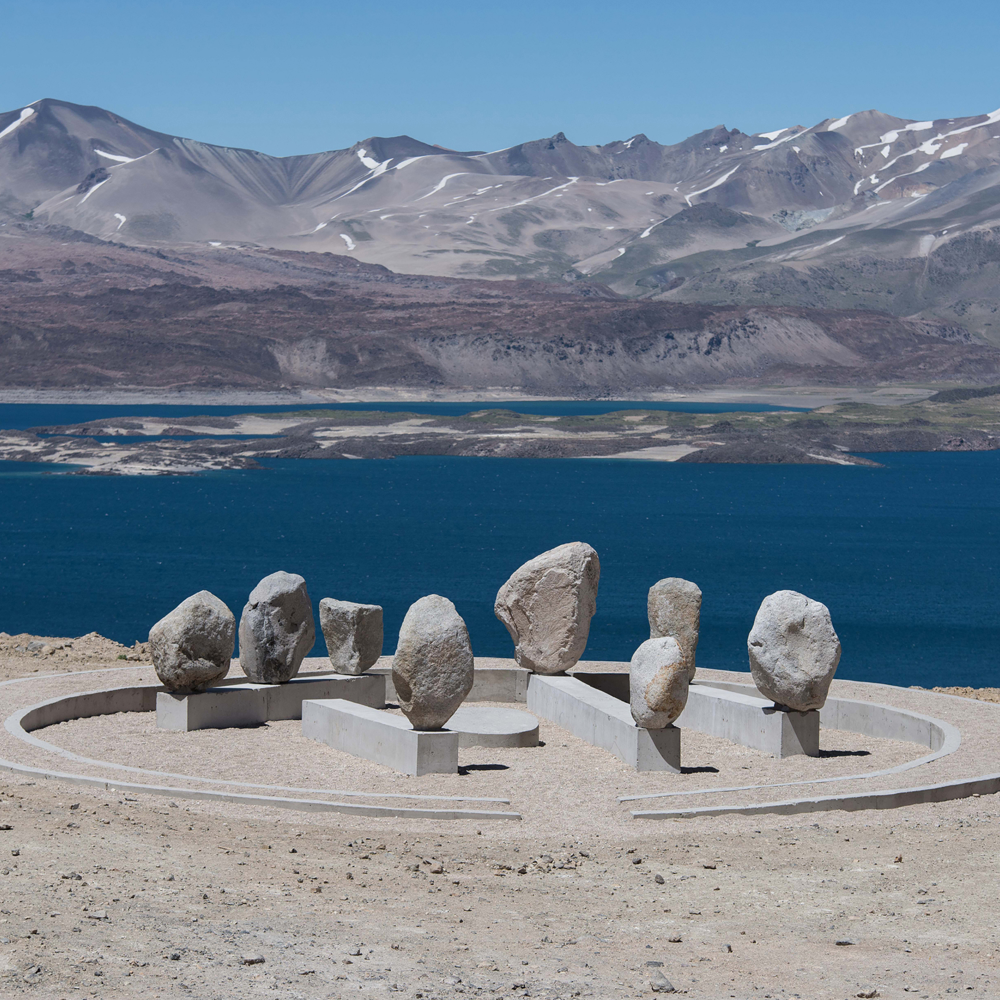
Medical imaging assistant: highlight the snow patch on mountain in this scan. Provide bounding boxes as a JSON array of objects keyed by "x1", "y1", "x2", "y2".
[
  {"x1": 80, "y1": 178, "x2": 109, "y2": 203},
  {"x1": 95, "y1": 150, "x2": 136, "y2": 163},
  {"x1": 0, "y1": 107, "x2": 35, "y2": 140},
  {"x1": 685, "y1": 164, "x2": 740, "y2": 206}
]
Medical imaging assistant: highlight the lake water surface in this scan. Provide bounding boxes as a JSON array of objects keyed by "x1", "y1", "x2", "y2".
[{"x1": 1, "y1": 451, "x2": 997, "y2": 689}]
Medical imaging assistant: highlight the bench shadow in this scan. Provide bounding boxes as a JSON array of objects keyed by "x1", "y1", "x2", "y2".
[
  {"x1": 680, "y1": 765, "x2": 720, "y2": 774},
  {"x1": 458, "y1": 763, "x2": 510, "y2": 774},
  {"x1": 817, "y1": 748, "x2": 871, "y2": 758}
]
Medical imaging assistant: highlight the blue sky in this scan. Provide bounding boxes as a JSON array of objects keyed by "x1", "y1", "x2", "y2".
[{"x1": 2, "y1": 0, "x2": 997, "y2": 155}]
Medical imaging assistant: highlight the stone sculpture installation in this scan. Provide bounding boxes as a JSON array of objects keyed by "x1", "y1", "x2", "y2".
[
  {"x1": 148, "y1": 590, "x2": 236, "y2": 693},
  {"x1": 392, "y1": 595, "x2": 474, "y2": 730},
  {"x1": 747, "y1": 589, "x2": 841, "y2": 711},
  {"x1": 238, "y1": 571, "x2": 315, "y2": 684},
  {"x1": 494, "y1": 541, "x2": 600, "y2": 674},
  {"x1": 629, "y1": 637, "x2": 691, "y2": 729},
  {"x1": 647, "y1": 577, "x2": 702, "y2": 673},
  {"x1": 319, "y1": 598, "x2": 383, "y2": 675}
]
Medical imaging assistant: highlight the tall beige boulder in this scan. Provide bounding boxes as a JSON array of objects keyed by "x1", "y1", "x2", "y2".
[
  {"x1": 392, "y1": 595, "x2": 474, "y2": 730},
  {"x1": 149, "y1": 591, "x2": 235, "y2": 693},
  {"x1": 319, "y1": 598, "x2": 383, "y2": 675},
  {"x1": 748, "y1": 590, "x2": 841, "y2": 711},
  {"x1": 647, "y1": 577, "x2": 701, "y2": 674},
  {"x1": 494, "y1": 542, "x2": 600, "y2": 674},
  {"x1": 630, "y1": 637, "x2": 690, "y2": 729},
  {"x1": 239, "y1": 571, "x2": 315, "y2": 684}
]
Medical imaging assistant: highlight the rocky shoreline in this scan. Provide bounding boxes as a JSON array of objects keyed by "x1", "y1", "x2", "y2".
[{"x1": 1, "y1": 391, "x2": 998, "y2": 474}]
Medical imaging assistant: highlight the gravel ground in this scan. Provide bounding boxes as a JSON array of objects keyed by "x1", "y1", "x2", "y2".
[{"x1": 0, "y1": 636, "x2": 997, "y2": 998}]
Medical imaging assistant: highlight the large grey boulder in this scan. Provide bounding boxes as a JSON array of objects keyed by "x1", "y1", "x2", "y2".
[
  {"x1": 149, "y1": 591, "x2": 235, "y2": 693},
  {"x1": 648, "y1": 577, "x2": 702, "y2": 673},
  {"x1": 319, "y1": 598, "x2": 383, "y2": 675},
  {"x1": 748, "y1": 590, "x2": 841, "y2": 711},
  {"x1": 630, "y1": 637, "x2": 690, "y2": 729},
  {"x1": 494, "y1": 542, "x2": 600, "y2": 674},
  {"x1": 392, "y1": 595, "x2": 474, "y2": 730},
  {"x1": 238, "y1": 571, "x2": 315, "y2": 684}
]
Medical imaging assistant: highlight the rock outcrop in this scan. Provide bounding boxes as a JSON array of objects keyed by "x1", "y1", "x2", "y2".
[
  {"x1": 630, "y1": 637, "x2": 690, "y2": 728},
  {"x1": 238, "y1": 571, "x2": 315, "y2": 684},
  {"x1": 747, "y1": 590, "x2": 841, "y2": 711},
  {"x1": 319, "y1": 599, "x2": 383, "y2": 675},
  {"x1": 494, "y1": 542, "x2": 600, "y2": 674},
  {"x1": 392, "y1": 595, "x2": 474, "y2": 730},
  {"x1": 148, "y1": 591, "x2": 235, "y2": 693}
]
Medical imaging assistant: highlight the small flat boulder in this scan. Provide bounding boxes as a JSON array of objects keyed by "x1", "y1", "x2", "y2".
[
  {"x1": 238, "y1": 571, "x2": 315, "y2": 684},
  {"x1": 748, "y1": 590, "x2": 841, "y2": 711},
  {"x1": 149, "y1": 591, "x2": 235, "y2": 693},
  {"x1": 319, "y1": 599, "x2": 383, "y2": 675},
  {"x1": 494, "y1": 541, "x2": 600, "y2": 674},
  {"x1": 392, "y1": 595, "x2": 474, "y2": 730},
  {"x1": 647, "y1": 577, "x2": 701, "y2": 673},
  {"x1": 630, "y1": 637, "x2": 690, "y2": 729}
]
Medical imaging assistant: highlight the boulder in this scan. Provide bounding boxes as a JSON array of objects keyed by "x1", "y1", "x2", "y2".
[
  {"x1": 647, "y1": 577, "x2": 702, "y2": 673},
  {"x1": 238, "y1": 571, "x2": 315, "y2": 684},
  {"x1": 149, "y1": 591, "x2": 235, "y2": 693},
  {"x1": 319, "y1": 598, "x2": 383, "y2": 675},
  {"x1": 494, "y1": 542, "x2": 600, "y2": 674},
  {"x1": 747, "y1": 590, "x2": 841, "y2": 711},
  {"x1": 392, "y1": 595, "x2": 474, "y2": 730},
  {"x1": 630, "y1": 637, "x2": 690, "y2": 728}
]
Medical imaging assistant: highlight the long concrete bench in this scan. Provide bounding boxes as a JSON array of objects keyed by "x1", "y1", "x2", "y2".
[
  {"x1": 526, "y1": 674, "x2": 680, "y2": 771},
  {"x1": 303, "y1": 699, "x2": 459, "y2": 776},
  {"x1": 569, "y1": 672, "x2": 818, "y2": 758}
]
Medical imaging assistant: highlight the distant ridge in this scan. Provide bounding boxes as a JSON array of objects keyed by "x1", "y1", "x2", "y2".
[{"x1": 2, "y1": 98, "x2": 1000, "y2": 342}]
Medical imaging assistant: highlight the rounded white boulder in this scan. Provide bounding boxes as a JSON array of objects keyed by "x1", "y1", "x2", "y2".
[
  {"x1": 392, "y1": 595, "x2": 474, "y2": 730},
  {"x1": 748, "y1": 590, "x2": 841, "y2": 711},
  {"x1": 630, "y1": 636, "x2": 690, "y2": 729},
  {"x1": 149, "y1": 590, "x2": 235, "y2": 693}
]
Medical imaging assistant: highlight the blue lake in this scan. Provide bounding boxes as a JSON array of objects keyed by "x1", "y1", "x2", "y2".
[
  {"x1": 0, "y1": 399, "x2": 805, "y2": 431},
  {"x1": 0, "y1": 452, "x2": 997, "y2": 689}
]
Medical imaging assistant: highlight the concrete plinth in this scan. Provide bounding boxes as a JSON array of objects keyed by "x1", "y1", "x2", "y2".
[
  {"x1": 302, "y1": 699, "x2": 459, "y2": 776},
  {"x1": 157, "y1": 674, "x2": 384, "y2": 732},
  {"x1": 371, "y1": 662, "x2": 531, "y2": 705},
  {"x1": 445, "y1": 706, "x2": 539, "y2": 747},
  {"x1": 681, "y1": 683, "x2": 819, "y2": 758},
  {"x1": 527, "y1": 674, "x2": 680, "y2": 771}
]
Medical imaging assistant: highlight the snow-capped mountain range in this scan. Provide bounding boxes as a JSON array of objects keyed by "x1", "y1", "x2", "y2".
[{"x1": 3, "y1": 98, "x2": 1000, "y2": 339}]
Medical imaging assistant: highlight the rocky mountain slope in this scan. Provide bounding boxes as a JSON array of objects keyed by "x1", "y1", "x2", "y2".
[
  {"x1": 2, "y1": 99, "x2": 1000, "y2": 343},
  {"x1": 2, "y1": 227, "x2": 997, "y2": 394}
]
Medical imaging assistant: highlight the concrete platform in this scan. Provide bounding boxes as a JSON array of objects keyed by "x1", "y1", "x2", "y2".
[
  {"x1": 570, "y1": 672, "x2": 819, "y2": 758},
  {"x1": 157, "y1": 674, "x2": 384, "y2": 732},
  {"x1": 683, "y1": 683, "x2": 819, "y2": 758},
  {"x1": 371, "y1": 661, "x2": 530, "y2": 704},
  {"x1": 302, "y1": 699, "x2": 459, "y2": 776},
  {"x1": 445, "y1": 706, "x2": 539, "y2": 747},
  {"x1": 526, "y1": 674, "x2": 681, "y2": 771}
]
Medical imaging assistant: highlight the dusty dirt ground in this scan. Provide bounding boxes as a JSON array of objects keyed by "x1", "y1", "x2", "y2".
[{"x1": 0, "y1": 635, "x2": 998, "y2": 999}]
